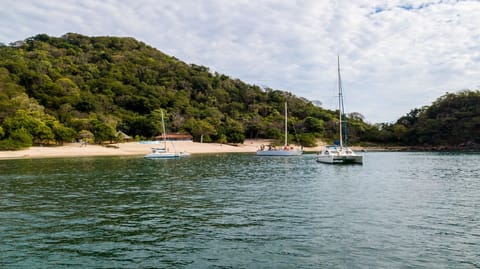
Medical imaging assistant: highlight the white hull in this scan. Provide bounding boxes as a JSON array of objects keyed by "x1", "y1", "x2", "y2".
[
  {"x1": 256, "y1": 102, "x2": 303, "y2": 157},
  {"x1": 316, "y1": 57, "x2": 363, "y2": 165},
  {"x1": 144, "y1": 152, "x2": 180, "y2": 159},
  {"x1": 144, "y1": 109, "x2": 190, "y2": 160},
  {"x1": 256, "y1": 149, "x2": 303, "y2": 156},
  {"x1": 316, "y1": 154, "x2": 363, "y2": 164},
  {"x1": 144, "y1": 151, "x2": 190, "y2": 159}
]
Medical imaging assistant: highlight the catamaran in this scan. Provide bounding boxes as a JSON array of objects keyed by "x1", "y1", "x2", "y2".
[
  {"x1": 316, "y1": 56, "x2": 363, "y2": 164},
  {"x1": 256, "y1": 102, "x2": 303, "y2": 156},
  {"x1": 144, "y1": 109, "x2": 190, "y2": 159}
]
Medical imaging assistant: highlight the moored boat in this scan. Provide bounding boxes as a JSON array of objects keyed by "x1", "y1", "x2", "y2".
[
  {"x1": 316, "y1": 56, "x2": 363, "y2": 164},
  {"x1": 144, "y1": 147, "x2": 190, "y2": 159},
  {"x1": 256, "y1": 102, "x2": 303, "y2": 156},
  {"x1": 256, "y1": 145, "x2": 303, "y2": 156},
  {"x1": 316, "y1": 145, "x2": 363, "y2": 164},
  {"x1": 144, "y1": 109, "x2": 190, "y2": 159}
]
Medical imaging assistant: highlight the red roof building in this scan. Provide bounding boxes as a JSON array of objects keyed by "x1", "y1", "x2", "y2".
[{"x1": 155, "y1": 133, "x2": 193, "y2": 141}]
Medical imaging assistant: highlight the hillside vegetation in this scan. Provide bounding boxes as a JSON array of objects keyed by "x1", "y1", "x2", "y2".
[
  {"x1": 376, "y1": 90, "x2": 480, "y2": 149},
  {"x1": 0, "y1": 33, "x2": 373, "y2": 149},
  {"x1": 0, "y1": 33, "x2": 478, "y2": 150}
]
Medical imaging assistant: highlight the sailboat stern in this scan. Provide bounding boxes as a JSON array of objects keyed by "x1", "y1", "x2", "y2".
[
  {"x1": 316, "y1": 154, "x2": 363, "y2": 164},
  {"x1": 334, "y1": 155, "x2": 363, "y2": 164},
  {"x1": 316, "y1": 146, "x2": 363, "y2": 164}
]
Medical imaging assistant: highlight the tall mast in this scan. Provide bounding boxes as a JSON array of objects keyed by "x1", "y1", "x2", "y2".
[
  {"x1": 161, "y1": 109, "x2": 167, "y2": 149},
  {"x1": 338, "y1": 56, "x2": 343, "y2": 148},
  {"x1": 284, "y1": 102, "x2": 288, "y2": 147},
  {"x1": 337, "y1": 56, "x2": 349, "y2": 148}
]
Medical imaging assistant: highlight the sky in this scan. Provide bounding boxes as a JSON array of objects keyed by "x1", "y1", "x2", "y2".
[{"x1": 1, "y1": 0, "x2": 479, "y2": 123}]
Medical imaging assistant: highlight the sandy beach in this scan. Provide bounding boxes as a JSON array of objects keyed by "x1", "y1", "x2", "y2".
[{"x1": 0, "y1": 139, "x2": 328, "y2": 160}]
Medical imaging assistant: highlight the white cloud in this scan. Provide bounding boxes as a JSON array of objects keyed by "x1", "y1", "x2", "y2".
[{"x1": 1, "y1": 0, "x2": 479, "y2": 122}]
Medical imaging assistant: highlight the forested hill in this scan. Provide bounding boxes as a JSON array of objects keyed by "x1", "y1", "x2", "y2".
[
  {"x1": 376, "y1": 90, "x2": 480, "y2": 149},
  {"x1": 0, "y1": 33, "x2": 358, "y2": 149},
  {"x1": 0, "y1": 33, "x2": 478, "y2": 150}
]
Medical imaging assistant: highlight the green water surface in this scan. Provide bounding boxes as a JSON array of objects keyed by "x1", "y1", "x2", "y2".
[{"x1": 1, "y1": 152, "x2": 479, "y2": 268}]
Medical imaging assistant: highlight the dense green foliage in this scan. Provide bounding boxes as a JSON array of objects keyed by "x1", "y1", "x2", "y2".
[
  {"x1": 370, "y1": 90, "x2": 480, "y2": 148},
  {"x1": 1, "y1": 33, "x2": 478, "y2": 150},
  {"x1": 0, "y1": 33, "x2": 371, "y2": 149}
]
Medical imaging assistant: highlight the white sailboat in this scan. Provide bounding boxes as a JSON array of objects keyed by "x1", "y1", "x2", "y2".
[
  {"x1": 256, "y1": 102, "x2": 303, "y2": 156},
  {"x1": 316, "y1": 56, "x2": 363, "y2": 164},
  {"x1": 144, "y1": 109, "x2": 190, "y2": 159}
]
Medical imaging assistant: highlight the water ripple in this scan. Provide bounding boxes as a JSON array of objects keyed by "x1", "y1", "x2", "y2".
[{"x1": 1, "y1": 153, "x2": 479, "y2": 268}]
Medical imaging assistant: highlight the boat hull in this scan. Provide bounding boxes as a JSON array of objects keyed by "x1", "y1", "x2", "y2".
[
  {"x1": 256, "y1": 149, "x2": 303, "y2": 156},
  {"x1": 144, "y1": 153, "x2": 180, "y2": 159},
  {"x1": 144, "y1": 109, "x2": 190, "y2": 160},
  {"x1": 316, "y1": 154, "x2": 363, "y2": 164},
  {"x1": 144, "y1": 150, "x2": 190, "y2": 159}
]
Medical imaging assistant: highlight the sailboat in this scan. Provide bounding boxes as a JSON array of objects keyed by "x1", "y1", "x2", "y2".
[
  {"x1": 144, "y1": 109, "x2": 190, "y2": 159},
  {"x1": 256, "y1": 102, "x2": 303, "y2": 156},
  {"x1": 316, "y1": 56, "x2": 363, "y2": 164}
]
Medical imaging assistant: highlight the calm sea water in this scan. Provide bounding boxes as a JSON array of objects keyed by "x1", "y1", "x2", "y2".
[{"x1": 1, "y1": 152, "x2": 479, "y2": 268}]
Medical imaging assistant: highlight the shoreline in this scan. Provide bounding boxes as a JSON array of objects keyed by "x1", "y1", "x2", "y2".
[
  {"x1": 0, "y1": 140, "x2": 251, "y2": 160},
  {"x1": 0, "y1": 139, "x2": 309, "y2": 160},
  {"x1": 1, "y1": 141, "x2": 475, "y2": 160}
]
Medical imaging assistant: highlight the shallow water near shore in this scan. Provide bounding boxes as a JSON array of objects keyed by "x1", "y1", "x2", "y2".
[{"x1": 1, "y1": 152, "x2": 479, "y2": 268}]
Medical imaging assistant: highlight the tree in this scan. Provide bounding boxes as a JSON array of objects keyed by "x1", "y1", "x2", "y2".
[
  {"x1": 296, "y1": 133, "x2": 317, "y2": 147},
  {"x1": 91, "y1": 120, "x2": 116, "y2": 144},
  {"x1": 49, "y1": 121, "x2": 76, "y2": 144},
  {"x1": 184, "y1": 118, "x2": 217, "y2": 143},
  {"x1": 119, "y1": 114, "x2": 158, "y2": 138},
  {"x1": 348, "y1": 112, "x2": 365, "y2": 122},
  {"x1": 32, "y1": 121, "x2": 55, "y2": 144},
  {"x1": 217, "y1": 134, "x2": 227, "y2": 144},
  {"x1": 303, "y1": 116, "x2": 324, "y2": 134},
  {"x1": 398, "y1": 90, "x2": 480, "y2": 146},
  {"x1": 2, "y1": 33, "x2": 421, "y2": 149},
  {"x1": 9, "y1": 128, "x2": 33, "y2": 146},
  {"x1": 0, "y1": 128, "x2": 33, "y2": 150},
  {"x1": 2, "y1": 110, "x2": 54, "y2": 145},
  {"x1": 221, "y1": 117, "x2": 245, "y2": 143},
  {"x1": 392, "y1": 124, "x2": 408, "y2": 142}
]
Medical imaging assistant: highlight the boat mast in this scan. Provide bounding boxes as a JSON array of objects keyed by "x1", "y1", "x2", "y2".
[
  {"x1": 161, "y1": 109, "x2": 167, "y2": 149},
  {"x1": 337, "y1": 56, "x2": 343, "y2": 149},
  {"x1": 284, "y1": 102, "x2": 288, "y2": 147},
  {"x1": 337, "y1": 56, "x2": 349, "y2": 149}
]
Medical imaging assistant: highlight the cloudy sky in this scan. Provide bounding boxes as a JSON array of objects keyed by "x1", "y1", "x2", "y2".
[{"x1": 1, "y1": 0, "x2": 479, "y2": 123}]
